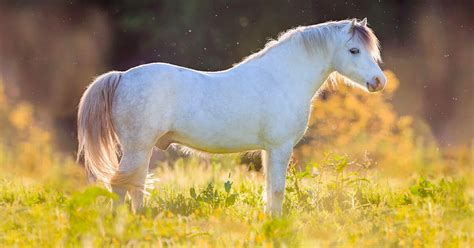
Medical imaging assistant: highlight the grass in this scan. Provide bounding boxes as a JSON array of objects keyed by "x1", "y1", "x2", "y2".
[{"x1": 0, "y1": 156, "x2": 472, "y2": 247}]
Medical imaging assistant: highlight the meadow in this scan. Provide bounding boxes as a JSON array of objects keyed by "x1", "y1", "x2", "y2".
[{"x1": 0, "y1": 72, "x2": 472, "y2": 247}]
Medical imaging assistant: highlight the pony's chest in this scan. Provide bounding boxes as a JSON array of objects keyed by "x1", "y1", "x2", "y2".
[{"x1": 261, "y1": 102, "x2": 311, "y2": 146}]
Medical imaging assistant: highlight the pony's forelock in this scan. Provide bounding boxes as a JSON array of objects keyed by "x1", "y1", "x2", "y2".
[
  {"x1": 300, "y1": 19, "x2": 381, "y2": 62},
  {"x1": 350, "y1": 23, "x2": 381, "y2": 62}
]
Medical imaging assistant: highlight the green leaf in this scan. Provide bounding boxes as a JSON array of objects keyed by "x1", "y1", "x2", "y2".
[
  {"x1": 190, "y1": 187, "x2": 197, "y2": 199},
  {"x1": 224, "y1": 180, "x2": 232, "y2": 193},
  {"x1": 225, "y1": 194, "x2": 237, "y2": 206}
]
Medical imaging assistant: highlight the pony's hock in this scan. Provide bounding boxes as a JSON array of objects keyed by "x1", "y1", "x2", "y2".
[{"x1": 77, "y1": 18, "x2": 386, "y2": 216}]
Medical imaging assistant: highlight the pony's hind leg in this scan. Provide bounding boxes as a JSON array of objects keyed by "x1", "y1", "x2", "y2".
[
  {"x1": 128, "y1": 159, "x2": 150, "y2": 213},
  {"x1": 114, "y1": 148, "x2": 153, "y2": 213},
  {"x1": 111, "y1": 93, "x2": 170, "y2": 212},
  {"x1": 112, "y1": 184, "x2": 127, "y2": 209}
]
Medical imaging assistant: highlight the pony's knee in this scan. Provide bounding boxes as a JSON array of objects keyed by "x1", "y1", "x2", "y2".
[
  {"x1": 272, "y1": 189, "x2": 285, "y2": 200},
  {"x1": 268, "y1": 188, "x2": 285, "y2": 205},
  {"x1": 265, "y1": 189, "x2": 285, "y2": 216}
]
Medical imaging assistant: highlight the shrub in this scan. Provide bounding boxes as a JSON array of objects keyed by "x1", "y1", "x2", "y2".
[{"x1": 295, "y1": 71, "x2": 442, "y2": 175}]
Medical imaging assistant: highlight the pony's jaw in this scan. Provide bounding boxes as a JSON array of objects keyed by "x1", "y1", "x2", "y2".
[{"x1": 339, "y1": 60, "x2": 386, "y2": 93}]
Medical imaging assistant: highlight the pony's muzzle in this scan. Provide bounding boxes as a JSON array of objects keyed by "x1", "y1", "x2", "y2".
[{"x1": 367, "y1": 76, "x2": 385, "y2": 92}]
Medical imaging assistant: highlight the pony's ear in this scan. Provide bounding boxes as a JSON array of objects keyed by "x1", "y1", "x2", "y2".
[
  {"x1": 360, "y1": 18, "x2": 368, "y2": 27},
  {"x1": 343, "y1": 19, "x2": 357, "y2": 33}
]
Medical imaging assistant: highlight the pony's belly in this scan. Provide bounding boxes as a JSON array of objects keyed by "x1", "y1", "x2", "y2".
[{"x1": 171, "y1": 131, "x2": 262, "y2": 154}]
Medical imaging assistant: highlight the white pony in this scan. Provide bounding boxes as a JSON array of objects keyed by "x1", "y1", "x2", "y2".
[{"x1": 77, "y1": 18, "x2": 386, "y2": 215}]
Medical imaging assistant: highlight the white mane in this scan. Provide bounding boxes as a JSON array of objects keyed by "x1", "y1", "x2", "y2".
[{"x1": 237, "y1": 19, "x2": 381, "y2": 65}]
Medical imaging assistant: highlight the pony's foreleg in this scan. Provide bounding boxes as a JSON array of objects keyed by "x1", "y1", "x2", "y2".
[{"x1": 262, "y1": 143, "x2": 293, "y2": 216}]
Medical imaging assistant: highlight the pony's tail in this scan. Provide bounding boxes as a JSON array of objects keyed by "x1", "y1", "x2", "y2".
[{"x1": 77, "y1": 71, "x2": 122, "y2": 189}]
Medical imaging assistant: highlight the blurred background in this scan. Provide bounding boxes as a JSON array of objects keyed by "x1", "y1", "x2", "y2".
[
  {"x1": 1, "y1": 2, "x2": 473, "y2": 245},
  {"x1": 0, "y1": 0, "x2": 472, "y2": 158}
]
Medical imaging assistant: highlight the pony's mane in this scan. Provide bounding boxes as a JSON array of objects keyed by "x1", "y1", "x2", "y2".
[{"x1": 237, "y1": 19, "x2": 381, "y2": 65}]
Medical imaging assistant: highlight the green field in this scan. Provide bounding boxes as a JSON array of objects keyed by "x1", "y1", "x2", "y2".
[{"x1": 0, "y1": 155, "x2": 472, "y2": 247}]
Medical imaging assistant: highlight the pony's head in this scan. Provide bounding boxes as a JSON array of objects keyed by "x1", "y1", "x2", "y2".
[{"x1": 332, "y1": 18, "x2": 386, "y2": 92}]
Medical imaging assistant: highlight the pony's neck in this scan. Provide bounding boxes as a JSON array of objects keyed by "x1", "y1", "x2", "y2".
[{"x1": 239, "y1": 36, "x2": 334, "y2": 102}]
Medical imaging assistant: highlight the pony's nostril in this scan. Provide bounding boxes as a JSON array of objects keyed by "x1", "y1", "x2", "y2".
[
  {"x1": 373, "y1": 76, "x2": 384, "y2": 91},
  {"x1": 375, "y1": 77, "x2": 381, "y2": 87},
  {"x1": 367, "y1": 82, "x2": 376, "y2": 92}
]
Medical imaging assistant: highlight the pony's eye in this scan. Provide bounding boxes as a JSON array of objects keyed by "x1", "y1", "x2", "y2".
[{"x1": 349, "y1": 48, "x2": 360, "y2": 54}]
